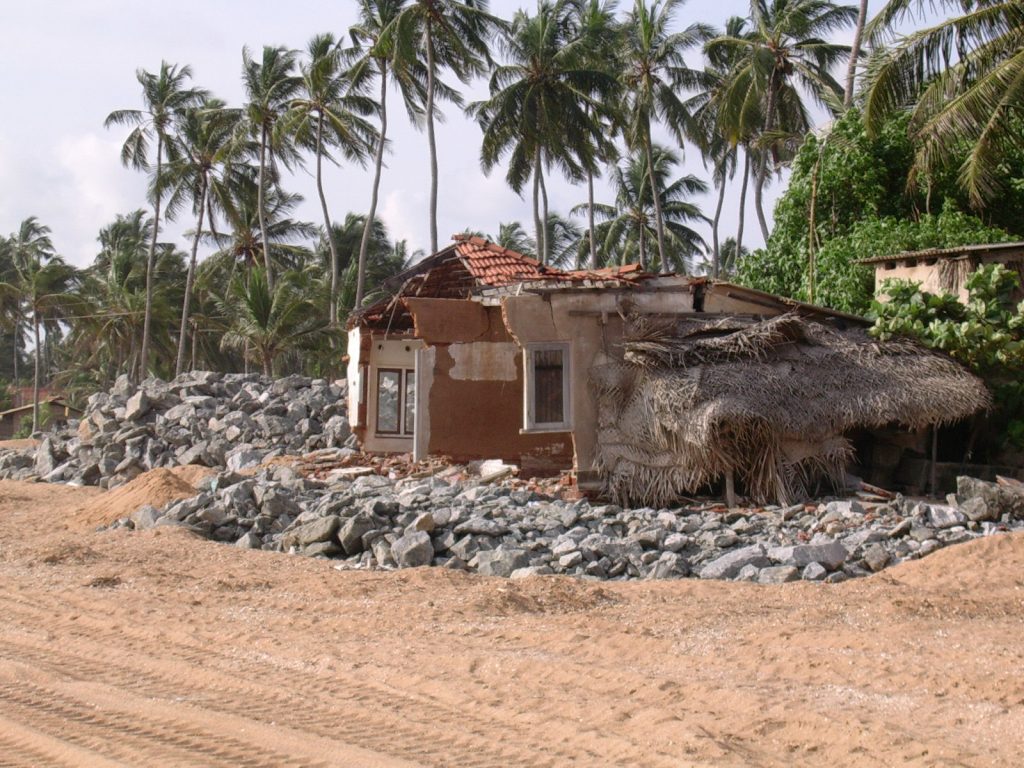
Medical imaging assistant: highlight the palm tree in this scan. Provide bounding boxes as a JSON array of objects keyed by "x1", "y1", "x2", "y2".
[
  {"x1": 319, "y1": 215, "x2": 413, "y2": 318},
  {"x1": 690, "y1": 16, "x2": 749, "y2": 277},
  {"x1": 583, "y1": 144, "x2": 708, "y2": 272},
  {"x1": 694, "y1": 235, "x2": 748, "y2": 277},
  {"x1": 219, "y1": 268, "x2": 332, "y2": 376},
  {"x1": 620, "y1": 0, "x2": 711, "y2": 271},
  {"x1": 206, "y1": 179, "x2": 317, "y2": 276},
  {"x1": 163, "y1": 99, "x2": 242, "y2": 376},
  {"x1": 0, "y1": 236, "x2": 25, "y2": 383},
  {"x1": 544, "y1": 212, "x2": 585, "y2": 268},
  {"x1": 105, "y1": 61, "x2": 205, "y2": 378},
  {"x1": 472, "y1": 0, "x2": 618, "y2": 263},
  {"x1": 844, "y1": 0, "x2": 869, "y2": 108},
  {"x1": 69, "y1": 212, "x2": 186, "y2": 384},
  {"x1": 348, "y1": 0, "x2": 424, "y2": 310},
  {"x1": 241, "y1": 45, "x2": 303, "y2": 291},
  {"x1": 287, "y1": 34, "x2": 378, "y2": 327},
  {"x1": 1, "y1": 218, "x2": 78, "y2": 431},
  {"x1": 571, "y1": 0, "x2": 623, "y2": 270},
  {"x1": 707, "y1": 0, "x2": 855, "y2": 242},
  {"x1": 863, "y1": 0, "x2": 1024, "y2": 206},
  {"x1": 491, "y1": 221, "x2": 537, "y2": 256},
  {"x1": 383, "y1": 0, "x2": 502, "y2": 253}
]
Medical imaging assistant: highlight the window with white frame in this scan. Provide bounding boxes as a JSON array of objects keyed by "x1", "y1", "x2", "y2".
[
  {"x1": 524, "y1": 342, "x2": 571, "y2": 431},
  {"x1": 376, "y1": 368, "x2": 415, "y2": 436}
]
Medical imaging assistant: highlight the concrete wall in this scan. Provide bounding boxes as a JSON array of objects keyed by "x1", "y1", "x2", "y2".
[
  {"x1": 405, "y1": 298, "x2": 573, "y2": 474},
  {"x1": 872, "y1": 262, "x2": 959, "y2": 301},
  {"x1": 360, "y1": 335, "x2": 423, "y2": 454},
  {"x1": 502, "y1": 285, "x2": 698, "y2": 479}
]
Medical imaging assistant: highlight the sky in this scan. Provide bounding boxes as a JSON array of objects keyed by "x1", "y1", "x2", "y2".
[{"x1": 0, "y1": 0, "x2": 891, "y2": 269}]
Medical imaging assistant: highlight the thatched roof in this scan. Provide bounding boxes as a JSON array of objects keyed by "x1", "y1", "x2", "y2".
[{"x1": 591, "y1": 313, "x2": 990, "y2": 507}]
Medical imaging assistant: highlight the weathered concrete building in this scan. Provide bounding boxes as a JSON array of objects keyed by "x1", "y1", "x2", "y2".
[
  {"x1": 859, "y1": 241, "x2": 1024, "y2": 303},
  {"x1": 346, "y1": 235, "x2": 922, "y2": 500}
]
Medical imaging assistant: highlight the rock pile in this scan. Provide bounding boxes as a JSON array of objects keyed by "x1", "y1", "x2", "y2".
[
  {"x1": 115, "y1": 465, "x2": 1024, "y2": 582},
  {"x1": 3, "y1": 371, "x2": 1023, "y2": 582},
  {"x1": 0, "y1": 372, "x2": 349, "y2": 488}
]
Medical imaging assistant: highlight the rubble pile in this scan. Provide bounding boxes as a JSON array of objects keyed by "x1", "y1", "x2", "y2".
[
  {"x1": 0, "y1": 372, "x2": 350, "y2": 488},
  {"x1": 2, "y1": 371, "x2": 1023, "y2": 582},
  {"x1": 117, "y1": 466, "x2": 1024, "y2": 582}
]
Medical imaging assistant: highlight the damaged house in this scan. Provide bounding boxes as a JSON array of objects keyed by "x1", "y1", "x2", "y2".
[{"x1": 347, "y1": 235, "x2": 989, "y2": 506}]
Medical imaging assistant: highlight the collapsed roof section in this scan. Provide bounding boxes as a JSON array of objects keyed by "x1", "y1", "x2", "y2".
[{"x1": 351, "y1": 234, "x2": 656, "y2": 332}]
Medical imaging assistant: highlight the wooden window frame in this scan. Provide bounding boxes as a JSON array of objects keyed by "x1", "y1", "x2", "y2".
[
  {"x1": 402, "y1": 369, "x2": 415, "y2": 437},
  {"x1": 523, "y1": 342, "x2": 572, "y2": 433},
  {"x1": 375, "y1": 367, "x2": 416, "y2": 438},
  {"x1": 375, "y1": 368, "x2": 403, "y2": 436}
]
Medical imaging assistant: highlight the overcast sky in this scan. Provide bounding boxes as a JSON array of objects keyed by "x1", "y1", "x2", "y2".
[{"x1": 0, "y1": 0, "x2": 890, "y2": 269}]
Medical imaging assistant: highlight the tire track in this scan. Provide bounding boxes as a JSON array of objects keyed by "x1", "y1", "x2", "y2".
[
  {"x1": 0, "y1": 678, "x2": 320, "y2": 768},
  {"x1": 0, "y1": 731, "x2": 73, "y2": 768},
  {"x1": 0, "y1": 593, "x2": 580, "y2": 768}
]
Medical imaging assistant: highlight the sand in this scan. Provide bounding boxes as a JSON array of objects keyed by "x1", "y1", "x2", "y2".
[
  {"x1": 0, "y1": 478, "x2": 1021, "y2": 767},
  {"x1": 72, "y1": 468, "x2": 201, "y2": 529}
]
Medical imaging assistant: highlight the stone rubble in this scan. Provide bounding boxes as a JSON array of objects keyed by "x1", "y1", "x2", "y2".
[
  {"x1": 0, "y1": 372, "x2": 350, "y2": 488},
  {"x1": 105, "y1": 464, "x2": 1024, "y2": 583},
  {"x1": 1, "y1": 372, "x2": 1023, "y2": 582}
]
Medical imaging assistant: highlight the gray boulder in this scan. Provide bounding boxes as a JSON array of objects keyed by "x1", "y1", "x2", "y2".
[
  {"x1": 957, "y1": 476, "x2": 1024, "y2": 520},
  {"x1": 475, "y1": 548, "x2": 529, "y2": 577},
  {"x1": 757, "y1": 566, "x2": 800, "y2": 584},
  {"x1": 391, "y1": 531, "x2": 434, "y2": 568},
  {"x1": 699, "y1": 544, "x2": 769, "y2": 580},
  {"x1": 927, "y1": 504, "x2": 967, "y2": 529}
]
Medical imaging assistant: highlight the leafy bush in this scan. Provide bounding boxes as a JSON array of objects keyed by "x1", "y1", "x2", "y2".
[
  {"x1": 871, "y1": 264, "x2": 1024, "y2": 448},
  {"x1": 738, "y1": 109, "x2": 1021, "y2": 314}
]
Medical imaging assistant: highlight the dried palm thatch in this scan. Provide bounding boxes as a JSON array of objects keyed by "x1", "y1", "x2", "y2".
[{"x1": 592, "y1": 313, "x2": 990, "y2": 507}]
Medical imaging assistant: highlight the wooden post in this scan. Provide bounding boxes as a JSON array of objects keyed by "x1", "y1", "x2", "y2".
[
  {"x1": 725, "y1": 468, "x2": 737, "y2": 508},
  {"x1": 930, "y1": 425, "x2": 939, "y2": 498}
]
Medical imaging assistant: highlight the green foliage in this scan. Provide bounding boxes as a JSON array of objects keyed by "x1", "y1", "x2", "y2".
[
  {"x1": 0, "y1": 379, "x2": 11, "y2": 412},
  {"x1": 13, "y1": 403, "x2": 50, "y2": 439},
  {"x1": 738, "y1": 109, "x2": 1018, "y2": 314},
  {"x1": 871, "y1": 264, "x2": 1024, "y2": 447}
]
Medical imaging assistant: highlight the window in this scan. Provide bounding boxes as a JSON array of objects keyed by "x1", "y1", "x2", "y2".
[
  {"x1": 524, "y1": 343, "x2": 571, "y2": 431},
  {"x1": 375, "y1": 368, "x2": 415, "y2": 436}
]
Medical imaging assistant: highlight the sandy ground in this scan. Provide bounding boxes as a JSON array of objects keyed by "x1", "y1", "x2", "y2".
[{"x1": 0, "y1": 479, "x2": 1022, "y2": 767}]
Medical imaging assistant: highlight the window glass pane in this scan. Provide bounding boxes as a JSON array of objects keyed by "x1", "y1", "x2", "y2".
[
  {"x1": 404, "y1": 370, "x2": 415, "y2": 435},
  {"x1": 377, "y1": 370, "x2": 400, "y2": 433},
  {"x1": 533, "y1": 348, "x2": 564, "y2": 424}
]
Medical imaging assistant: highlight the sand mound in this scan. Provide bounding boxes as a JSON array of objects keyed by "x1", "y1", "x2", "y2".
[
  {"x1": 886, "y1": 530, "x2": 1024, "y2": 591},
  {"x1": 168, "y1": 464, "x2": 216, "y2": 486},
  {"x1": 72, "y1": 468, "x2": 199, "y2": 529}
]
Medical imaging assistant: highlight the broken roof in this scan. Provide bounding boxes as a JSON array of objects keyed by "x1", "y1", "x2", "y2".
[
  {"x1": 856, "y1": 240, "x2": 1024, "y2": 266},
  {"x1": 354, "y1": 235, "x2": 653, "y2": 328}
]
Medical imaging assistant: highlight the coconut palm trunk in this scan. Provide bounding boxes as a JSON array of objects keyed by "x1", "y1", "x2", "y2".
[
  {"x1": 314, "y1": 112, "x2": 341, "y2": 327},
  {"x1": 711, "y1": 164, "x2": 727, "y2": 278},
  {"x1": 643, "y1": 127, "x2": 667, "y2": 272},
  {"x1": 538, "y1": 162, "x2": 550, "y2": 263},
  {"x1": 176, "y1": 176, "x2": 207, "y2": 376},
  {"x1": 257, "y1": 124, "x2": 275, "y2": 291},
  {"x1": 532, "y1": 147, "x2": 544, "y2": 262},
  {"x1": 356, "y1": 61, "x2": 388, "y2": 310},
  {"x1": 139, "y1": 134, "x2": 164, "y2": 379},
  {"x1": 425, "y1": 24, "x2": 439, "y2": 254},
  {"x1": 844, "y1": 0, "x2": 869, "y2": 109},
  {"x1": 32, "y1": 314, "x2": 41, "y2": 433},
  {"x1": 736, "y1": 149, "x2": 750, "y2": 256},
  {"x1": 586, "y1": 168, "x2": 597, "y2": 269},
  {"x1": 753, "y1": 84, "x2": 777, "y2": 244}
]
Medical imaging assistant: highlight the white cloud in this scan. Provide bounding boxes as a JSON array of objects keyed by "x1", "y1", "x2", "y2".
[{"x1": 52, "y1": 132, "x2": 145, "y2": 265}]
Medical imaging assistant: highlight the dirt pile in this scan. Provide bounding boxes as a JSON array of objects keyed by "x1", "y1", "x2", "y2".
[{"x1": 72, "y1": 468, "x2": 199, "y2": 529}]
